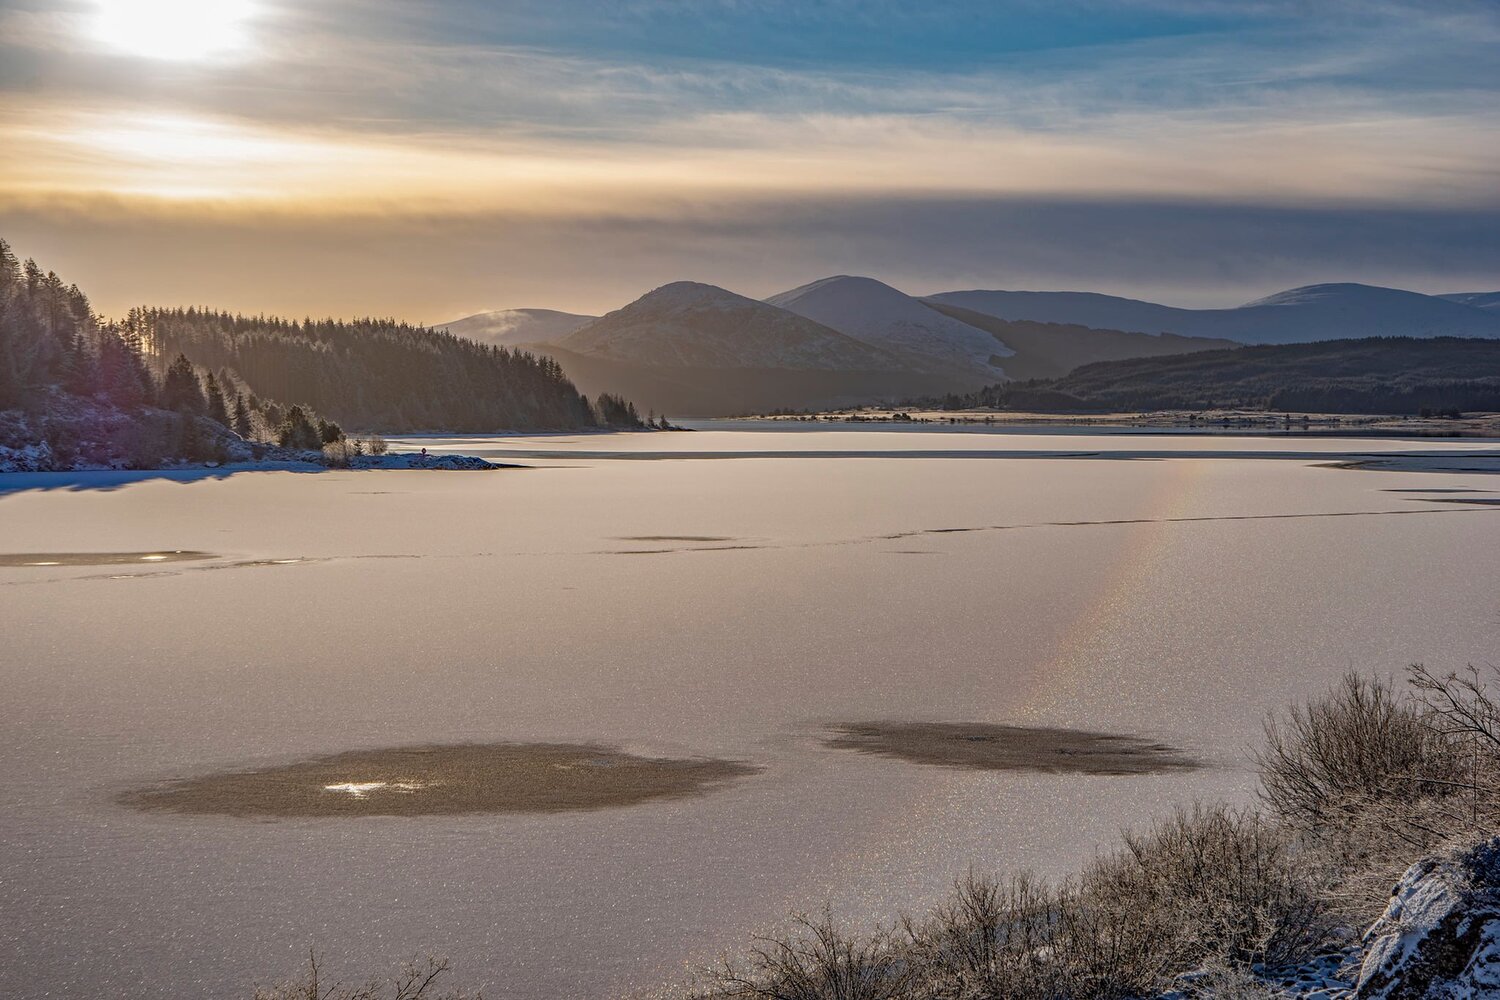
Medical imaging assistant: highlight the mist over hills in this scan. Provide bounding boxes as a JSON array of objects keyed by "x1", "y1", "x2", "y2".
[
  {"x1": 440, "y1": 308, "x2": 596, "y2": 347},
  {"x1": 448, "y1": 276, "x2": 1500, "y2": 417}
]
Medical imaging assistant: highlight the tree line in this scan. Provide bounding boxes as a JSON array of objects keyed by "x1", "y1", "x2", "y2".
[
  {"x1": 1, "y1": 236, "x2": 647, "y2": 469},
  {"x1": 144, "y1": 307, "x2": 642, "y2": 431}
]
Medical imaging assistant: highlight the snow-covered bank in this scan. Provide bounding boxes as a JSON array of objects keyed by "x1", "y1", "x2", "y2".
[{"x1": 0, "y1": 449, "x2": 506, "y2": 492}]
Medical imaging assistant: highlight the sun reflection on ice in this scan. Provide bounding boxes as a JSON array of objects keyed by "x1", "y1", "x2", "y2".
[{"x1": 321, "y1": 781, "x2": 425, "y2": 798}]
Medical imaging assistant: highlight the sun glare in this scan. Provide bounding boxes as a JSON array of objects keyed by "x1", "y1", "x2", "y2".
[{"x1": 92, "y1": 0, "x2": 256, "y2": 62}]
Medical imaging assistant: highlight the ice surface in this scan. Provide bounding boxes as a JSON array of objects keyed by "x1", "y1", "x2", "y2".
[{"x1": 3, "y1": 426, "x2": 1500, "y2": 999}]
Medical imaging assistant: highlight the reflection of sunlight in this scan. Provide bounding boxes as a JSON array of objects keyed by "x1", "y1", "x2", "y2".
[
  {"x1": 93, "y1": 0, "x2": 256, "y2": 62},
  {"x1": 323, "y1": 781, "x2": 425, "y2": 798}
]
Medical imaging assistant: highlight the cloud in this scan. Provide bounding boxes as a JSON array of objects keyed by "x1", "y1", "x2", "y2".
[
  {"x1": 6, "y1": 192, "x2": 1498, "y2": 320},
  {"x1": 0, "y1": 0, "x2": 1495, "y2": 315}
]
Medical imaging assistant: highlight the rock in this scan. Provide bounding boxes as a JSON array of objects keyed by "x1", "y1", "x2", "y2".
[{"x1": 1355, "y1": 837, "x2": 1500, "y2": 999}]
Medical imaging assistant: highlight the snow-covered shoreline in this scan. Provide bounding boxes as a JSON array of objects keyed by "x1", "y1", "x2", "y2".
[{"x1": 0, "y1": 448, "x2": 506, "y2": 492}]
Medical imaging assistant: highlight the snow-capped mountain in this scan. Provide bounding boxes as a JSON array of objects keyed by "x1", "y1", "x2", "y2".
[
  {"x1": 441, "y1": 308, "x2": 597, "y2": 347},
  {"x1": 928, "y1": 283, "x2": 1500, "y2": 345},
  {"x1": 767, "y1": 275, "x2": 1011, "y2": 376},
  {"x1": 556, "y1": 281, "x2": 905, "y2": 370}
]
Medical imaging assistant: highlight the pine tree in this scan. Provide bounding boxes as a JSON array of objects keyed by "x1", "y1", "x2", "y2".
[
  {"x1": 204, "y1": 370, "x2": 230, "y2": 425},
  {"x1": 232, "y1": 392, "x2": 253, "y2": 437},
  {"x1": 160, "y1": 353, "x2": 206, "y2": 414},
  {"x1": 276, "y1": 405, "x2": 321, "y2": 450}
]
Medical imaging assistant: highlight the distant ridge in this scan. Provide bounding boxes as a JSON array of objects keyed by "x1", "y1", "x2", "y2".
[
  {"x1": 963, "y1": 337, "x2": 1500, "y2": 414},
  {"x1": 928, "y1": 283, "x2": 1500, "y2": 344}
]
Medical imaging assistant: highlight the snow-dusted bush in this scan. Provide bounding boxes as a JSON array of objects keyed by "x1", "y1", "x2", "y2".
[{"x1": 322, "y1": 439, "x2": 358, "y2": 468}]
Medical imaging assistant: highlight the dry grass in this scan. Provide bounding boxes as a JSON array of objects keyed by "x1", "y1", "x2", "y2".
[{"x1": 700, "y1": 669, "x2": 1500, "y2": 1000}]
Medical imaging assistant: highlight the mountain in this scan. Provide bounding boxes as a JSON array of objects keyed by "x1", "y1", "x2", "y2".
[
  {"x1": 766, "y1": 275, "x2": 1011, "y2": 377},
  {"x1": 556, "y1": 281, "x2": 908, "y2": 370},
  {"x1": 440, "y1": 307, "x2": 596, "y2": 347},
  {"x1": 928, "y1": 283, "x2": 1500, "y2": 345},
  {"x1": 922, "y1": 302, "x2": 1235, "y2": 380},
  {"x1": 538, "y1": 281, "x2": 971, "y2": 416},
  {"x1": 1439, "y1": 292, "x2": 1500, "y2": 312},
  {"x1": 955, "y1": 337, "x2": 1500, "y2": 414}
]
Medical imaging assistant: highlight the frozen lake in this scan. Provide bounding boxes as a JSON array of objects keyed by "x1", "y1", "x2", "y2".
[{"x1": 3, "y1": 425, "x2": 1500, "y2": 999}]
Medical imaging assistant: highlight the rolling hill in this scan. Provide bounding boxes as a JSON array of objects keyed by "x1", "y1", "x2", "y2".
[
  {"x1": 921, "y1": 302, "x2": 1235, "y2": 379},
  {"x1": 1440, "y1": 292, "x2": 1500, "y2": 312},
  {"x1": 534, "y1": 281, "x2": 971, "y2": 416},
  {"x1": 766, "y1": 275, "x2": 1010, "y2": 377},
  {"x1": 960, "y1": 337, "x2": 1500, "y2": 414},
  {"x1": 929, "y1": 283, "x2": 1500, "y2": 344}
]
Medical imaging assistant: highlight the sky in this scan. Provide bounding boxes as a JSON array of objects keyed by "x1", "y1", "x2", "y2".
[{"x1": 1, "y1": 0, "x2": 1498, "y2": 321}]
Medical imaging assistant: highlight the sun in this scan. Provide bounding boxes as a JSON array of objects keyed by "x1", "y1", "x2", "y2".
[{"x1": 92, "y1": 0, "x2": 256, "y2": 62}]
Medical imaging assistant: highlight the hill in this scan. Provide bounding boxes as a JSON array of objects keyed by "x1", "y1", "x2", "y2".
[
  {"x1": 556, "y1": 281, "x2": 906, "y2": 370},
  {"x1": 535, "y1": 281, "x2": 975, "y2": 415},
  {"x1": 956, "y1": 337, "x2": 1500, "y2": 414},
  {"x1": 765, "y1": 275, "x2": 1010, "y2": 377},
  {"x1": 1440, "y1": 291, "x2": 1500, "y2": 312},
  {"x1": 440, "y1": 307, "x2": 596, "y2": 347},
  {"x1": 0, "y1": 238, "x2": 357, "y2": 470},
  {"x1": 922, "y1": 301, "x2": 1235, "y2": 379},
  {"x1": 929, "y1": 283, "x2": 1500, "y2": 344},
  {"x1": 149, "y1": 309, "x2": 622, "y2": 432}
]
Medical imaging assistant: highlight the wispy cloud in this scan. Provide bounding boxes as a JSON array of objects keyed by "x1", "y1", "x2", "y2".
[{"x1": 0, "y1": 0, "x2": 1495, "y2": 315}]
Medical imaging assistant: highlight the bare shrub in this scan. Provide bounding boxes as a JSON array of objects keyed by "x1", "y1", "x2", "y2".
[
  {"x1": 1080, "y1": 804, "x2": 1329, "y2": 978},
  {"x1": 700, "y1": 910, "x2": 916, "y2": 1000},
  {"x1": 1255, "y1": 668, "x2": 1500, "y2": 926},
  {"x1": 365, "y1": 434, "x2": 389, "y2": 456},
  {"x1": 704, "y1": 806, "x2": 1327, "y2": 1000},
  {"x1": 1256, "y1": 673, "x2": 1449, "y2": 832},
  {"x1": 252, "y1": 952, "x2": 478, "y2": 1000},
  {"x1": 903, "y1": 870, "x2": 1065, "y2": 1000}
]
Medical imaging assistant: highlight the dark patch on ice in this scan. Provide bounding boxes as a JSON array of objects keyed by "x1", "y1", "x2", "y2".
[
  {"x1": 0, "y1": 550, "x2": 216, "y2": 567},
  {"x1": 599, "y1": 544, "x2": 765, "y2": 555},
  {"x1": 120, "y1": 742, "x2": 761, "y2": 818},
  {"x1": 1419, "y1": 497, "x2": 1500, "y2": 506},
  {"x1": 1385, "y1": 488, "x2": 1491, "y2": 494},
  {"x1": 824, "y1": 722, "x2": 1202, "y2": 776}
]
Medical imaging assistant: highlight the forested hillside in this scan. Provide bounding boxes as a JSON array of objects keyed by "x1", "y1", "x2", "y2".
[
  {"x1": 940, "y1": 337, "x2": 1500, "y2": 414},
  {"x1": 0, "y1": 238, "x2": 356, "y2": 469},
  {"x1": 0, "y1": 237, "x2": 645, "y2": 472},
  {"x1": 148, "y1": 309, "x2": 610, "y2": 431}
]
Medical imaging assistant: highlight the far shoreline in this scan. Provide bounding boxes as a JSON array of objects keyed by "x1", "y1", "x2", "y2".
[{"x1": 737, "y1": 406, "x2": 1500, "y2": 438}]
